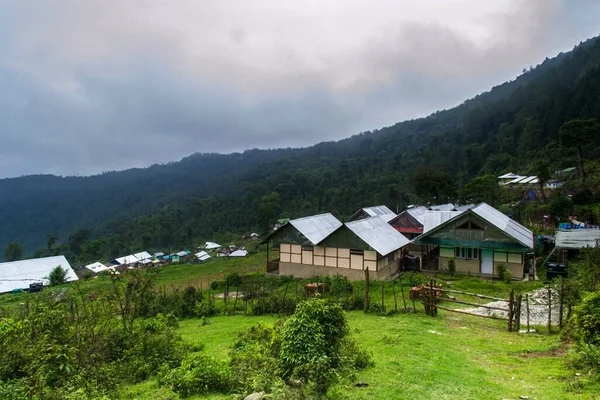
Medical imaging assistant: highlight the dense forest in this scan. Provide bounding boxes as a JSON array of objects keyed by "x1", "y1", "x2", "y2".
[{"x1": 2, "y1": 36, "x2": 600, "y2": 263}]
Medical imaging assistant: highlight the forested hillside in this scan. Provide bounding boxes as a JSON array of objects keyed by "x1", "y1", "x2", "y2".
[{"x1": 2, "y1": 36, "x2": 600, "y2": 262}]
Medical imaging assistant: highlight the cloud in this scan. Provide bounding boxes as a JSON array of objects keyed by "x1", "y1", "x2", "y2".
[{"x1": 0, "y1": 0, "x2": 598, "y2": 177}]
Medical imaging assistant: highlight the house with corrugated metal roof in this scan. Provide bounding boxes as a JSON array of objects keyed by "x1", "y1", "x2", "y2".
[
  {"x1": 262, "y1": 213, "x2": 410, "y2": 280},
  {"x1": 349, "y1": 205, "x2": 397, "y2": 223},
  {"x1": 0, "y1": 256, "x2": 78, "y2": 294},
  {"x1": 414, "y1": 203, "x2": 533, "y2": 279}
]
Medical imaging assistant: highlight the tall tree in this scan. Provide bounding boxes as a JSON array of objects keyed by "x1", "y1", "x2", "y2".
[
  {"x1": 258, "y1": 192, "x2": 282, "y2": 235},
  {"x1": 459, "y1": 175, "x2": 501, "y2": 206},
  {"x1": 4, "y1": 242, "x2": 23, "y2": 262},
  {"x1": 559, "y1": 119, "x2": 599, "y2": 183},
  {"x1": 534, "y1": 160, "x2": 551, "y2": 202}
]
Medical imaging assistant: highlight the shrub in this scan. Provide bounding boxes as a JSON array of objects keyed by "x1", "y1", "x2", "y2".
[
  {"x1": 48, "y1": 265, "x2": 69, "y2": 285},
  {"x1": 573, "y1": 291, "x2": 600, "y2": 346},
  {"x1": 159, "y1": 353, "x2": 231, "y2": 397},
  {"x1": 496, "y1": 264, "x2": 512, "y2": 283},
  {"x1": 229, "y1": 323, "x2": 283, "y2": 393},
  {"x1": 279, "y1": 299, "x2": 348, "y2": 393},
  {"x1": 447, "y1": 257, "x2": 456, "y2": 276}
]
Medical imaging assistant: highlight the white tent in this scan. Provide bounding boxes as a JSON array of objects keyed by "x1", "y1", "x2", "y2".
[
  {"x1": 84, "y1": 261, "x2": 109, "y2": 273},
  {"x1": 0, "y1": 256, "x2": 78, "y2": 294},
  {"x1": 195, "y1": 251, "x2": 211, "y2": 261}
]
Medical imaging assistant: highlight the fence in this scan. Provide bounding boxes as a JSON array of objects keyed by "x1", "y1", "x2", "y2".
[
  {"x1": 421, "y1": 279, "x2": 566, "y2": 332},
  {"x1": 421, "y1": 279, "x2": 521, "y2": 331}
]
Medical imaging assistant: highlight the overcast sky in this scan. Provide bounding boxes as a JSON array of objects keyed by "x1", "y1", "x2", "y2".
[{"x1": 0, "y1": 0, "x2": 599, "y2": 178}]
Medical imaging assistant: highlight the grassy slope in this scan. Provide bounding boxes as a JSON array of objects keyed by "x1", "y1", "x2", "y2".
[{"x1": 122, "y1": 311, "x2": 598, "y2": 400}]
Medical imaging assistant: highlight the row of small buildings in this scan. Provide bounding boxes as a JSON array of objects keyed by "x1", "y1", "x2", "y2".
[{"x1": 262, "y1": 203, "x2": 535, "y2": 281}]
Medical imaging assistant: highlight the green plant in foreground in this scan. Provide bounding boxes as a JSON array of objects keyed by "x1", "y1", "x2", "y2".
[{"x1": 496, "y1": 264, "x2": 511, "y2": 283}]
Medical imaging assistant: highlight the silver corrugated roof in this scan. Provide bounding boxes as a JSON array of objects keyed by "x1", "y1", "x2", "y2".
[
  {"x1": 133, "y1": 251, "x2": 152, "y2": 261},
  {"x1": 454, "y1": 204, "x2": 476, "y2": 212},
  {"x1": 422, "y1": 211, "x2": 463, "y2": 233},
  {"x1": 361, "y1": 205, "x2": 397, "y2": 221},
  {"x1": 345, "y1": 216, "x2": 410, "y2": 256},
  {"x1": 113, "y1": 254, "x2": 139, "y2": 265},
  {"x1": 406, "y1": 206, "x2": 429, "y2": 224},
  {"x1": 498, "y1": 172, "x2": 520, "y2": 179},
  {"x1": 429, "y1": 203, "x2": 455, "y2": 212},
  {"x1": 472, "y1": 203, "x2": 533, "y2": 249},
  {"x1": 84, "y1": 261, "x2": 109, "y2": 273},
  {"x1": 290, "y1": 213, "x2": 343, "y2": 245},
  {"x1": 0, "y1": 256, "x2": 78, "y2": 293},
  {"x1": 555, "y1": 229, "x2": 600, "y2": 249}
]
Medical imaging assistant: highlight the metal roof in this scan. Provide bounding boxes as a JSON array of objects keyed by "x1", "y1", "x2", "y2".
[
  {"x1": 518, "y1": 176, "x2": 538, "y2": 184},
  {"x1": 204, "y1": 242, "x2": 221, "y2": 250},
  {"x1": 406, "y1": 206, "x2": 429, "y2": 224},
  {"x1": 113, "y1": 254, "x2": 139, "y2": 265},
  {"x1": 498, "y1": 172, "x2": 520, "y2": 179},
  {"x1": 555, "y1": 229, "x2": 600, "y2": 249},
  {"x1": 290, "y1": 213, "x2": 343, "y2": 245},
  {"x1": 195, "y1": 251, "x2": 211, "y2": 261},
  {"x1": 454, "y1": 204, "x2": 476, "y2": 212},
  {"x1": 229, "y1": 249, "x2": 248, "y2": 257},
  {"x1": 133, "y1": 251, "x2": 152, "y2": 261},
  {"x1": 344, "y1": 216, "x2": 410, "y2": 256},
  {"x1": 360, "y1": 205, "x2": 397, "y2": 221},
  {"x1": 429, "y1": 203, "x2": 455, "y2": 212},
  {"x1": 154, "y1": 252, "x2": 165, "y2": 257},
  {"x1": 0, "y1": 256, "x2": 78, "y2": 294},
  {"x1": 471, "y1": 203, "x2": 533, "y2": 249},
  {"x1": 173, "y1": 250, "x2": 190, "y2": 257},
  {"x1": 422, "y1": 211, "x2": 463, "y2": 233},
  {"x1": 84, "y1": 261, "x2": 109, "y2": 273}
]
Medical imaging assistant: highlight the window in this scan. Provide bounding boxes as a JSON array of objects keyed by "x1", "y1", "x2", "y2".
[
  {"x1": 454, "y1": 247, "x2": 480, "y2": 260},
  {"x1": 350, "y1": 249, "x2": 364, "y2": 255},
  {"x1": 387, "y1": 252, "x2": 396, "y2": 263},
  {"x1": 301, "y1": 245, "x2": 314, "y2": 251}
]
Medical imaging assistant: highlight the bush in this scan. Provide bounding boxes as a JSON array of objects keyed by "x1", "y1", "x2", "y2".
[
  {"x1": 159, "y1": 353, "x2": 231, "y2": 397},
  {"x1": 496, "y1": 264, "x2": 511, "y2": 283},
  {"x1": 229, "y1": 323, "x2": 283, "y2": 393},
  {"x1": 48, "y1": 265, "x2": 69, "y2": 285},
  {"x1": 447, "y1": 257, "x2": 456, "y2": 276},
  {"x1": 573, "y1": 291, "x2": 600, "y2": 346},
  {"x1": 279, "y1": 299, "x2": 348, "y2": 393}
]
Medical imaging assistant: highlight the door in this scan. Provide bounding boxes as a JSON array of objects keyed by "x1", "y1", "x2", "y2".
[{"x1": 481, "y1": 249, "x2": 493, "y2": 275}]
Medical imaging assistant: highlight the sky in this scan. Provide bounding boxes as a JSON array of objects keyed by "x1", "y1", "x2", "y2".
[{"x1": 0, "y1": 0, "x2": 599, "y2": 178}]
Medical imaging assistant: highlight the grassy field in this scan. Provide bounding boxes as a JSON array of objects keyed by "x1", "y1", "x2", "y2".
[
  {"x1": 121, "y1": 310, "x2": 599, "y2": 400},
  {"x1": 4, "y1": 253, "x2": 596, "y2": 399}
]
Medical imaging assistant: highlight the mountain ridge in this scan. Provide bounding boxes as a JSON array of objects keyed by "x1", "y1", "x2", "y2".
[{"x1": 2, "y1": 35, "x2": 600, "y2": 258}]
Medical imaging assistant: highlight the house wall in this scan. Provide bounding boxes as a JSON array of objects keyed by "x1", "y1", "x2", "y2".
[
  {"x1": 493, "y1": 262, "x2": 523, "y2": 279},
  {"x1": 439, "y1": 253, "x2": 524, "y2": 278},
  {"x1": 279, "y1": 262, "x2": 368, "y2": 281},
  {"x1": 278, "y1": 244, "x2": 399, "y2": 280}
]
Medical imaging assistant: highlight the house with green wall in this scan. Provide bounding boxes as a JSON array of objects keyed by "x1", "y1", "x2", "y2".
[{"x1": 414, "y1": 203, "x2": 533, "y2": 278}]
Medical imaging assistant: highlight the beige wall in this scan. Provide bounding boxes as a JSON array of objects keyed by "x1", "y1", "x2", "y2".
[
  {"x1": 493, "y1": 262, "x2": 524, "y2": 279},
  {"x1": 440, "y1": 256, "x2": 480, "y2": 274},
  {"x1": 279, "y1": 262, "x2": 367, "y2": 281},
  {"x1": 277, "y1": 243, "x2": 400, "y2": 281}
]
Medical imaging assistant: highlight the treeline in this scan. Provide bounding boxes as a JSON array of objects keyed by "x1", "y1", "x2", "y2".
[{"x1": 2, "y1": 37, "x2": 600, "y2": 261}]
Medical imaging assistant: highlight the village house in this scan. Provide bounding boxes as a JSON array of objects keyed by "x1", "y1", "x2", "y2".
[
  {"x1": 262, "y1": 212, "x2": 410, "y2": 280},
  {"x1": 414, "y1": 203, "x2": 533, "y2": 279},
  {"x1": 348, "y1": 205, "x2": 397, "y2": 222}
]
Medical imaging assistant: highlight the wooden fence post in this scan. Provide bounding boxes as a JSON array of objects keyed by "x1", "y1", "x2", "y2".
[
  {"x1": 507, "y1": 289, "x2": 514, "y2": 332},
  {"x1": 559, "y1": 278, "x2": 565, "y2": 329},
  {"x1": 392, "y1": 281, "x2": 398, "y2": 312},
  {"x1": 515, "y1": 294, "x2": 522, "y2": 332},
  {"x1": 399, "y1": 279, "x2": 407, "y2": 311},
  {"x1": 381, "y1": 281, "x2": 385, "y2": 312},
  {"x1": 364, "y1": 269, "x2": 370, "y2": 312},
  {"x1": 547, "y1": 287, "x2": 552, "y2": 334},
  {"x1": 526, "y1": 294, "x2": 530, "y2": 333}
]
